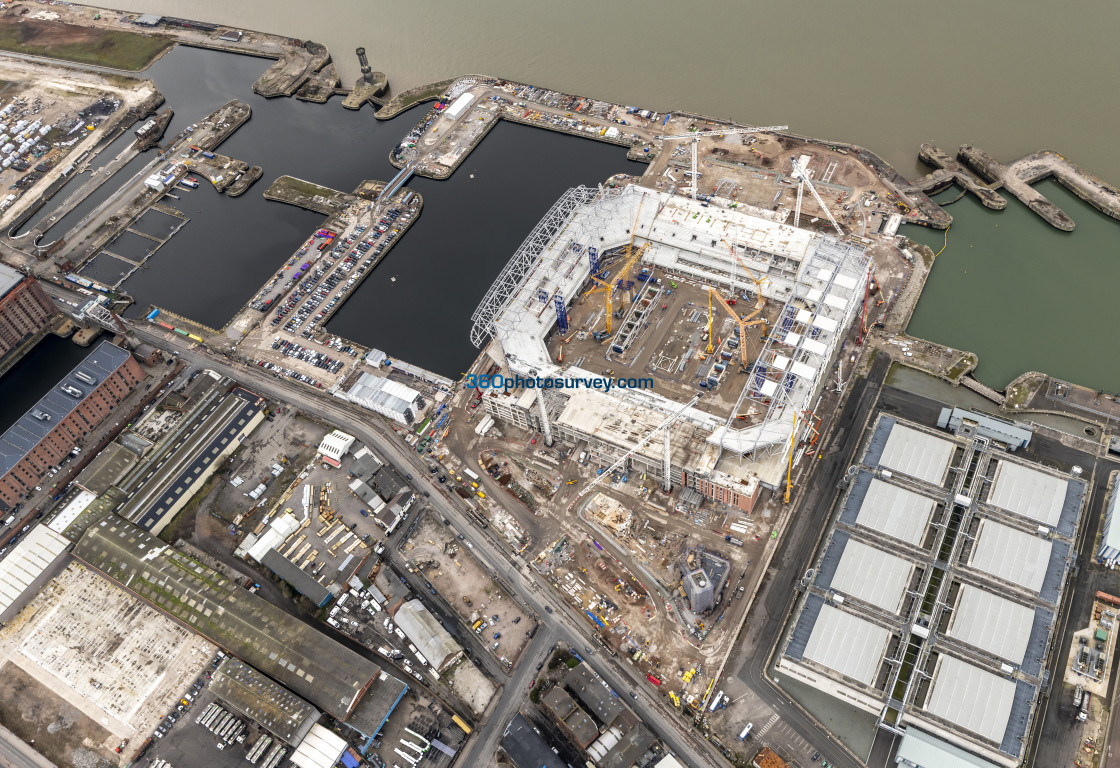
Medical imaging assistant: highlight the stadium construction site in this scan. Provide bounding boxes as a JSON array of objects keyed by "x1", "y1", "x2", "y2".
[{"x1": 471, "y1": 182, "x2": 869, "y2": 511}]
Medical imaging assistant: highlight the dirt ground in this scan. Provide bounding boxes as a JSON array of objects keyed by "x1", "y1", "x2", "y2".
[
  {"x1": 445, "y1": 659, "x2": 497, "y2": 717},
  {"x1": 0, "y1": 662, "x2": 115, "y2": 768},
  {"x1": 402, "y1": 512, "x2": 535, "y2": 665},
  {"x1": 0, "y1": 16, "x2": 171, "y2": 71}
]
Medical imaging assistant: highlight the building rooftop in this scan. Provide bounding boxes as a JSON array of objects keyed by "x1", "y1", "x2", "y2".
[
  {"x1": 873, "y1": 422, "x2": 955, "y2": 486},
  {"x1": 922, "y1": 654, "x2": 1017, "y2": 745},
  {"x1": 209, "y1": 656, "x2": 319, "y2": 745},
  {"x1": 501, "y1": 713, "x2": 568, "y2": 768},
  {"x1": 0, "y1": 524, "x2": 70, "y2": 620},
  {"x1": 967, "y1": 519, "x2": 1052, "y2": 595},
  {"x1": 75, "y1": 442, "x2": 140, "y2": 495},
  {"x1": 289, "y1": 724, "x2": 348, "y2": 768},
  {"x1": 345, "y1": 374, "x2": 421, "y2": 418},
  {"x1": 73, "y1": 517, "x2": 404, "y2": 724},
  {"x1": 827, "y1": 537, "x2": 913, "y2": 614},
  {"x1": 986, "y1": 460, "x2": 1067, "y2": 528},
  {"x1": 393, "y1": 599, "x2": 463, "y2": 670},
  {"x1": 565, "y1": 664, "x2": 624, "y2": 728},
  {"x1": 802, "y1": 603, "x2": 890, "y2": 686},
  {"x1": 317, "y1": 430, "x2": 355, "y2": 467},
  {"x1": 261, "y1": 548, "x2": 333, "y2": 607},
  {"x1": 895, "y1": 727, "x2": 1002, "y2": 768},
  {"x1": 0, "y1": 262, "x2": 25, "y2": 299},
  {"x1": 542, "y1": 687, "x2": 599, "y2": 746},
  {"x1": 853, "y1": 477, "x2": 936, "y2": 548},
  {"x1": 0, "y1": 341, "x2": 133, "y2": 479},
  {"x1": 946, "y1": 584, "x2": 1034, "y2": 665}
]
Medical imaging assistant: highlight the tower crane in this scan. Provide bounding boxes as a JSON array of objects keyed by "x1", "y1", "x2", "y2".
[
  {"x1": 653, "y1": 125, "x2": 788, "y2": 200},
  {"x1": 721, "y1": 239, "x2": 770, "y2": 313},
  {"x1": 789, "y1": 156, "x2": 843, "y2": 238},
  {"x1": 577, "y1": 394, "x2": 702, "y2": 497},
  {"x1": 584, "y1": 194, "x2": 649, "y2": 336}
]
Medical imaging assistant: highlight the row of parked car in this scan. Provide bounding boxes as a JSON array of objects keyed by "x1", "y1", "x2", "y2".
[
  {"x1": 255, "y1": 359, "x2": 325, "y2": 389},
  {"x1": 270, "y1": 337, "x2": 345, "y2": 374}
]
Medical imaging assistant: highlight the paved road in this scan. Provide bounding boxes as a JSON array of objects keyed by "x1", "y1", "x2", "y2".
[
  {"x1": 128, "y1": 324, "x2": 726, "y2": 768},
  {"x1": 0, "y1": 725, "x2": 54, "y2": 768}
]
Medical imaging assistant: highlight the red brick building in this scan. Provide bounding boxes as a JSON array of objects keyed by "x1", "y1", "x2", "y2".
[
  {"x1": 0, "y1": 264, "x2": 57, "y2": 366},
  {"x1": 0, "y1": 340, "x2": 143, "y2": 510}
]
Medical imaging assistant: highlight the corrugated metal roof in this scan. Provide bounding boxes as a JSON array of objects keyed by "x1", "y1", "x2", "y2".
[
  {"x1": 896, "y1": 727, "x2": 1002, "y2": 768},
  {"x1": 968, "y1": 520, "x2": 1052, "y2": 594},
  {"x1": 946, "y1": 584, "x2": 1033, "y2": 665},
  {"x1": 987, "y1": 460, "x2": 1067, "y2": 528},
  {"x1": 854, "y1": 478, "x2": 936, "y2": 547},
  {"x1": 924, "y1": 655, "x2": 1015, "y2": 744},
  {"x1": 289, "y1": 724, "x2": 347, "y2": 768},
  {"x1": 802, "y1": 604, "x2": 889, "y2": 685},
  {"x1": 393, "y1": 599, "x2": 462, "y2": 670},
  {"x1": 830, "y1": 538, "x2": 913, "y2": 614},
  {"x1": 0, "y1": 262, "x2": 25, "y2": 299},
  {"x1": 0, "y1": 341, "x2": 131, "y2": 478},
  {"x1": 0, "y1": 525, "x2": 70, "y2": 614},
  {"x1": 877, "y1": 423, "x2": 955, "y2": 486}
]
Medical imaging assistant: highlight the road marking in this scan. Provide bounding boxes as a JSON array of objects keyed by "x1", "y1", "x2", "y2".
[{"x1": 758, "y1": 712, "x2": 780, "y2": 736}]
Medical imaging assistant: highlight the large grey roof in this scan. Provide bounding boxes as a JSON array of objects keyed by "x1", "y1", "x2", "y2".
[
  {"x1": 0, "y1": 340, "x2": 132, "y2": 478},
  {"x1": 875, "y1": 422, "x2": 955, "y2": 486},
  {"x1": 828, "y1": 538, "x2": 913, "y2": 614},
  {"x1": 565, "y1": 664, "x2": 624, "y2": 727},
  {"x1": 73, "y1": 517, "x2": 407, "y2": 724},
  {"x1": 209, "y1": 656, "x2": 319, "y2": 745},
  {"x1": 261, "y1": 549, "x2": 333, "y2": 606},
  {"x1": 896, "y1": 727, "x2": 1004, "y2": 768},
  {"x1": 501, "y1": 713, "x2": 567, "y2": 768},
  {"x1": 854, "y1": 478, "x2": 936, "y2": 547},
  {"x1": 968, "y1": 520, "x2": 1052, "y2": 594},
  {"x1": 946, "y1": 584, "x2": 1033, "y2": 665},
  {"x1": 924, "y1": 655, "x2": 1017, "y2": 746},
  {"x1": 0, "y1": 262, "x2": 24, "y2": 299},
  {"x1": 986, "y1": 460, "x2": 1067, "y2": 528},
  {"x1": 802, "y1": 604, "x2": 890, "y2": 685},
  {"x1": 393, "y1": 599, "x2": 463, "y2": 670}
]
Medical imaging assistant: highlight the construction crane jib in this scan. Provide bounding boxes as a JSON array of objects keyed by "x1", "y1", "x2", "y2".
[
  {"x1": 577, "y1": 394, "x2": 702, "y2": 498},
  {"x1": 789, "y1": 156, "x2": 843, "y2": 238},
  {"x1": 654, "y1": 125, "x2": 788, "y2": 200}
]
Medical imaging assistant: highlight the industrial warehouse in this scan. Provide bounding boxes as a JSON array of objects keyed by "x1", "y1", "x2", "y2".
[
  {"x1": 73, "y1": 516, "x2": 409, "y2": 748},
  {"x1": 472, "y1": 183, "x2": 868, "y2": 509},
  {"x1": 778, "y1": 413, "x2": 1088, "y2": 767}
]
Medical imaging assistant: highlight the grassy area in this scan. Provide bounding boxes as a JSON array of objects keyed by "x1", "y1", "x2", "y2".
[{"x1": 0, "y1": 19, "x2": 172, "y2": 71}]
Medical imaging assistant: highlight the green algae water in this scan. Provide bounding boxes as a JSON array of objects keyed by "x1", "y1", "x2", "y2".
[{"x1": 907, "y1": 181, "x2": 1120, "y2": 390}]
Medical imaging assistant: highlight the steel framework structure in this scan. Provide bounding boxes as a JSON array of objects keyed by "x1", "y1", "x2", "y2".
[
  {"x1": 714, "y1": 237, "x2": 869, "y2": 462},
  {"x1": 470, "y1": 185, "x2": 628, "y2": 349}
]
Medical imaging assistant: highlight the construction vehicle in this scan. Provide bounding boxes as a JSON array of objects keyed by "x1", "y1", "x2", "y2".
[
  {"x1": 654, "y1": 124, "x2": 788, "y2": 199},
  {"x1": 708, "y1": 288, "x2": 766, "y2": 370}
]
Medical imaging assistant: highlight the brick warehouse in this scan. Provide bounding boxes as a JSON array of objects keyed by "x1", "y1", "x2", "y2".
[
  {"x1": 0, "y1": 263, "x2": 57, "y2": 366},
  {"x1": 0, "y1": 340, "x2": 144, "y2": 510}
]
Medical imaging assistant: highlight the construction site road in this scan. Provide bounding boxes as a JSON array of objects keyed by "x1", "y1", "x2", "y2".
[{"x1": 125, "y1": 321, "x2": 727, "y2": 768}]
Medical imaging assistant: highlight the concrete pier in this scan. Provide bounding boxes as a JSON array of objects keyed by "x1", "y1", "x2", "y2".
[
  {"x1": 914, "y1": 144, "x2": 1006, "y2": 210},
  {"x1": 1007, "y1": 150, "x2": 1120, "y2": 223},
  {"x1": 958, "y1": 145, "x2": 1075, "y2": 230}
]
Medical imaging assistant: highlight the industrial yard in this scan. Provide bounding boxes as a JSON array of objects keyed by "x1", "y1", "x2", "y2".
[
  {"x1": 0, "y1": 563, "x2": 216, "y2": 767},
  {"x1": 402, "y1": 510, "x2": 536, "y2": 667}
]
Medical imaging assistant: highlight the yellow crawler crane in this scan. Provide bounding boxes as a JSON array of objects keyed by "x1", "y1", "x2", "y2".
[{"x1": 707, "y1": 287, "x2": 767, "y2": 369}]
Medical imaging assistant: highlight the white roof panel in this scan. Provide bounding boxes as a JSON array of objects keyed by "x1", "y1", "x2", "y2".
[
  {"x1": 925, "y1": 655, "x2": 1016, "y2": 744},
  {"x1": 855, "y1": 478, "x2": 935, "y2": 547},
  {"x1": 0, "y1": 526, "x2": 70, "y2": 616},
  {"x1": 782, "y1": 332, "x2": 829, "y2": 356},
  {"x1": 790, "y1": 361, "x2": 817, "y2": 381},
  {"x1": 811, "y1": 315, "x2": 839, "y2": 333},
  {"x1": 987, "y1": 461, "x2": 1067, "y2": 527},
  {"x1": 948, "y1": 584, "x2": 1033, "y2": 664},
  {"x1": 803, "y1": 604, "x2": 890, "y2": 685},
  {"x1": 290, "y1": 724, "x2": 348, "y2": 768},
  {"x1": 823, "y1": 293, "x2": 848, "y2": 310},
  {"x1": 759, "y1": 380, "x2": 778, "y2": 397},
  {"x1": 771, "y1": 354, "x2": 791, "y2": 371},
  {"x1": 968, "y1": 520, "x2": 1052, "y2": 593},
  {"x1": 831, "y1": 539, "x2": 913, "y2": 614},
  {"x1": 878, "y1": 423, "x2": 955, "y2": 485}
]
